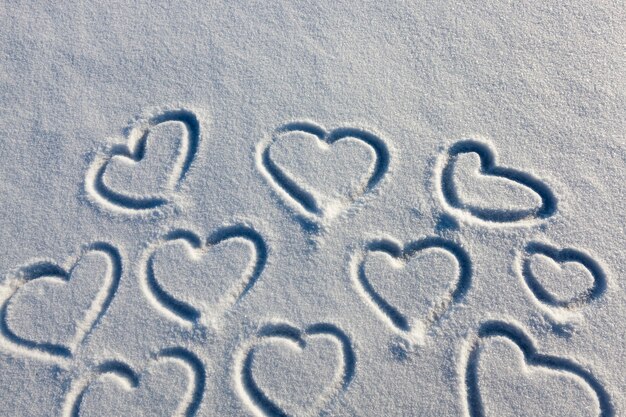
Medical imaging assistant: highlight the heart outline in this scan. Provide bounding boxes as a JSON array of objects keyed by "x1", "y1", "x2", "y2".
[
  {"x1": 461, "y1": 319, "x2": 614, "y2": 417},
  {"x1": 0, "y1": 242, "x2": 122, "y2": 362},
  {"x1": 62, "y1": 347, "x2": 205, "y2": 417},
  {"x1": 140, "y1": 224, "x2": 268, "y2": 326},
  {"x1": 234, "y1": 322, "x2": 356, "y2": 417},
  {"x1": 519, "y1": 241, "x2": 607, "y2": 310},
  {"x1": 436, "y1": 139, "x2": 557, "y2": 225},
  {"x1": 257, "y1": 120, "x2": 391, "y2": 226},
  {"x1": 351, "y1": 236, "x2": 472, "y2": 339},
  {"x1": 85, "y1": 108, "x2": 202, "y2": 212}
]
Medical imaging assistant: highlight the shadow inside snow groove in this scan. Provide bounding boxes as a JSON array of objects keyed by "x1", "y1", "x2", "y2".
[
  {"x1": 144, "y1": 224, "x2": 267, "y2": 324},
  {"x1": 440, "y1": 140, "x2": 557, "y2": 223},
  {"x1": 67, "y1": 348, "x2": 205, "y2": 417},
  {"x1": 522, "y1": 242, "x2": 607, "y2": 308},
  {"x1": 463, "y1": 320, "x2": 614, "y2": 417},
  {"x1": 260, "y1": 120, "x2": 390, "y2": 220},
  {"x1": 89, "y1": 108, "x2": 201, "y2": 210},
  {"x1": 355, "y1": 236, "x2": 472, "y2": 333},
  {"x1": 239, "y1": 322, "x2": 356, "y2": 417},
  {"x1": 0, "y1": 242, "x2": 122, "y2": 359}
]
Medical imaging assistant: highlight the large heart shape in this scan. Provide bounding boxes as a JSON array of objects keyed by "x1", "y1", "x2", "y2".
[
  {"x1": 63, "y1": 347, "x2": 205, "y2": 417},
  {"x1": 257, "y1": 121, "x2": 390, "y2": 225},
  {"x1": 462, "y1": 320, "x2": 613, "y2": 417},
  {"x1": 85, "y1": 108, "x2": 201, "y2": 212},
  {"x1": 351, "y1": 236, "x2": 471, "y2": 341},
  {"x1": 437, "y1": 139, "x2": 557, "y2": 224},
  {"x1": 235, "y1": 322, "x2": 355, "y2": 417},
  {"x1": 520, "y1": 242, "x2": 607, "y2": 310},
  {"x1": 0, "y1": 242, "x2": 121, "y2": 360},
  {"x1": 141, "y1": 225, "x2": 267, "y2": 325}
]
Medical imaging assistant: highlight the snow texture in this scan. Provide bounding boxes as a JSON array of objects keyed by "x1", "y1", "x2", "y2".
[{"x1": 0, "y1": 1, "x2": 624, "y2": 416}]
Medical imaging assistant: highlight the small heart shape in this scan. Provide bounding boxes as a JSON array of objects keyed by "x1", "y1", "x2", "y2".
[
  {"x1": 86, "y1": 108, "x2": 201, "y2": 212},
  {"x1": 521, "y1": 242, "x2": 607, "y2": 310},
  {"x1": 0, "y1": 243, "x2": 121, "y2": 359},
  {"x1": 235, "y1": 322, "x2": 355, "y2": 417},
  {"x1": 258, "y1": 121, "x2": 390, "y2": 225},
  {"x1": 463, "y1": 320, "x2": 613, "y2": 417},
  {"x1": 438, "y1": 139, "x2": 557, "y2": 224},
  {"x1": 351, "y1": 236, "x2": 471, "y2": 340},
  {"x1": 142, "y1": 225, "x2": 267, "y2": 325},
  {"x1": 65, "y1": 348, "x2": 205, "y2": 417}
]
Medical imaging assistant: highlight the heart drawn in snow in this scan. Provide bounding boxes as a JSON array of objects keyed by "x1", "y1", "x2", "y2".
[
  {"x1": 63, "y1": 347, "x2": 205, "y2": 417},
  {"x1": 85, "y1": 108, "x2": 201, "y2": 212},
  {"x1": 141, "y1": 225, "x2": 267, "y2": 325},
  {"x1": 0, "y1": 242, "x2": 121, "y2": 360},
  {"x1": 463, "y1": 320, "x2": 613, "y2": 417},
  {"x1": 257, "y1": 121, "x2": 390, "y2": 225},
  {"x1": 520, "y1": 242, "x2": 607, "y2": 310},
  {"x1": 235, "y1": 322, "x2": 355, "y2": 417},
  {"x1": 351, "y1": 236, "x2": 471, "y2": 341},
  {"x1": 438, "y1": 139, "x2": 557, "y2": 224}
]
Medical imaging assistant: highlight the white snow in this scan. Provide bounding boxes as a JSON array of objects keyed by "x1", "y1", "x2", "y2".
[{"x1": 0, "y1": 1, "x2": 624, "y2": 416}]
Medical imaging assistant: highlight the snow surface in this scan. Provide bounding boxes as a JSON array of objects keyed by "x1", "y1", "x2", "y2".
[{"x1": 0, "y1": 1, "x2": 624, "y2": 416}]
